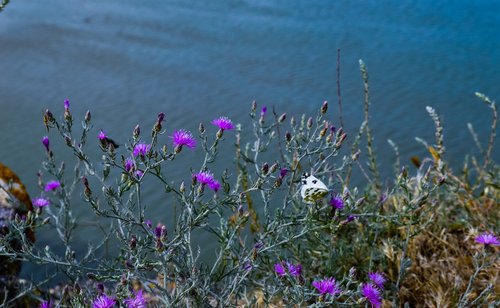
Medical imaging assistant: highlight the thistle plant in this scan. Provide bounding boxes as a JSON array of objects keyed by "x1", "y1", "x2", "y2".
[{"x1": 0, "y1": 65, "x2": 498, "y2": 307}]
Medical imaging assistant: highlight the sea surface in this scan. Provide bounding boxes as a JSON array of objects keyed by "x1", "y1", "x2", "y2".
[{"x1": 0, "y1": 0, "x2": 498, "y2": 281}]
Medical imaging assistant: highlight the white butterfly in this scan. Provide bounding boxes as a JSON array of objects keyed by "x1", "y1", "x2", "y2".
[{"x1": 300, "y1": 173, "x2": 329, "y2": 204}]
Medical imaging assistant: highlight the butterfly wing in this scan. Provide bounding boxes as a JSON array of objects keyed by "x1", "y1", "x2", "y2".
[{"x1": 300, "y1": 173, "x2": 329, "y2": 204}]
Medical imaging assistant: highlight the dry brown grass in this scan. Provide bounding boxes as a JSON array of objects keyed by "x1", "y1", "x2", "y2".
[{"x1": 397, "y1": 196, "x2": 500, "y2": 307}]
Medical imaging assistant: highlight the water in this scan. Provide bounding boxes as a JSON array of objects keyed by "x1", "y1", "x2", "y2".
[{"x1": 0, "y1": 0, "x2": 498, "y2": 281}]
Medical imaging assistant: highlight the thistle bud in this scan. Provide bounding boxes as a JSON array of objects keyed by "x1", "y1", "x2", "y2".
[
  {"x1": 199, "y1": 122, "x2": 205, "y2": 134},
  {"x1": 251, "y1": 100, "x2": 257, "y2": 112},
  {"x1": 42, "y1": 136, "x2": 50, "y2": 152},
  {"x1": 174, "y1": 145, "x2": 182, "y2": 154},
  {"x1": 44, "y1": 109, "x2": 54, "y2": 123},
  {"x1": 82, "y1": 176, "x2": 92, "y2": 198},
  {"x1": 270, "y1": 162, "x2": 278, "y2": 173},
  {"x1": 275, "y1": 177, "x2": 282, "y2": 187},
  {"x1": 42, "y1": 217, "x2": 50, "y2": 224},
  {"x1": 63, "y1": 99, "x2": 72, "y2": 122},
  {"x1": 290, "y1": 116, "x2": 296, "y2": 126},
  {"x1": 87, "y1": 273, "x2": 97, "y2": 280},
  {"x1": 321, "y1": 101, "x2": 328, "y2": 114},
  {"x1": 216, "y1": 128, "x2": 223, "y2": 139},
  {"x1": 261, "y1": 163, "x2": 269, "y2": 175},
  {"x1": 285, "y1": 131, "x2": 292, "y2": 143},
  {"x1": 130, "y1": 235, "x2": 137, "y2": 250},
  {"x1": 82, "y1": 176, "x2": 89, "y2": 187},
  {"x1": 133, "y1": 125, "x2": 141, "y2": 139},
  {"x1": 85, "y1": 110, "x2": 91, "y2": 124},
  {"x1": 64, "y1": 135, "x2": 72, "y2": 147},
  {"x1": 278, "y1": 113, "x2": 286, "y2": 123},
  {"x1": 319, "y1": 127, "x2": 328, "y2": 137},
  {"x1": 352, "y1": 149, "x2": 361, "y2": 161},
  {"x1": 153, "y1": 112, "x2": 165, "y2": 134},
  {"x1": 326, "y1": 132, "x2": 333, "y2": 143},
  {"x1": 337, "y1": 132, "x2": 347, "y2": 145},
  {"x1": 180, "y1": 181, "x2": 185, "y2": 193},
  {"x1": 307, "y1": 117, "x2": 313, "y2": 129},
  {"x1": 108, "y1": 142, "x2": 115, "y2": 153}
]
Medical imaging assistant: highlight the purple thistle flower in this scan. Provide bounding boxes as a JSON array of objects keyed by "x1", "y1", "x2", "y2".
[
  {"x1": 346, "y1": 215, "x2": 356, "y2": 222},
  {"x1": 171, "y1": 129, "x2": 196, "y2": 149},
  {"x1": 33, "y1": 197, "x2": 50, "y2": 207},
  {"x1": 194, "y1": 171, "x2": 215, "y2": 185},
  {"x1": 134, "y1": 170, "x2": 144, "y2": 178},
  {"x1": 279, "y1": 168, "x2": 288, "y2": 178},
  {"x1": 98, "y1": 130, "x2": 107, "y2": 141},
  {"x1": 329, "y1": 195, "x2": 344, "y2": 210},
  {"x1": 312, "y1": 277, "x2": 341, "y2": 296},
  {"x1": 261, "y1": 106, "x2": 267, "y2": 117},
  {"x1": 193, "y1": 171, "x2": 220, "y2": 192},
  {"x1": 361, "y1": 283, "x2": 382, "y2": 308},
  {"x1": 475, "y1": 232, "x2": 500, "y2": 246},
  {"x1": 44, "y1": 180, "x2": 61, "y2": 191},
  {"x1": 124, "y1": 158, "x2": 135, "y2": 172},
  {"x1": 287, "y1": 263, "x2": 302, "y2": 277},
  {"x1": 124, "y1": 290, "x2": 147, "y2": 308},
  {"x1": 212, "y1": 116, "x2": 234, "y2": 131},
  {"x1": 145, "y1": 219, "x2": 152, "y2": 228},
  {"x1": 207, "y1": 179, "x2": 221, "y2": 192},
  {"x1": 39, "y1": 300, "x2": 51, "y2": 308},
  {"x1": 133, "y1": 143, "x2": 150, "y2": 157},
  {"x1": 42, "y1": 136, "x2": 50, "y2": 151},
  {"x1": 274, "y1": 262, "x2": 286, "y2": 277},
  {"x1": 64, "y1": 98, "x2": 70, "y2": 110},
  {"x1": 368, "y1": 272, "x2": 386, "y2": 289},
  {"x1": 92, "y1": 294, "x2": 116, "y2": 308}
]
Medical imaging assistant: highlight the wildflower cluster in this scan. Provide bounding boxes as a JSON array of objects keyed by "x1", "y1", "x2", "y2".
[{"x1": 0, "y1": 76, "x2": 498, "y2": 307}]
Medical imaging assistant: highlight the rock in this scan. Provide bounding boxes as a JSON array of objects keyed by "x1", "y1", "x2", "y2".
[{"x1": 0, "y1": 162, "x2": 35, "y2": 303}]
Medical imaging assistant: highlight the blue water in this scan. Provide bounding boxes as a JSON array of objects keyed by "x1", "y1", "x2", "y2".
[{"x1": 0, "y1": 0, "x2": 498, "y2": 281}]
